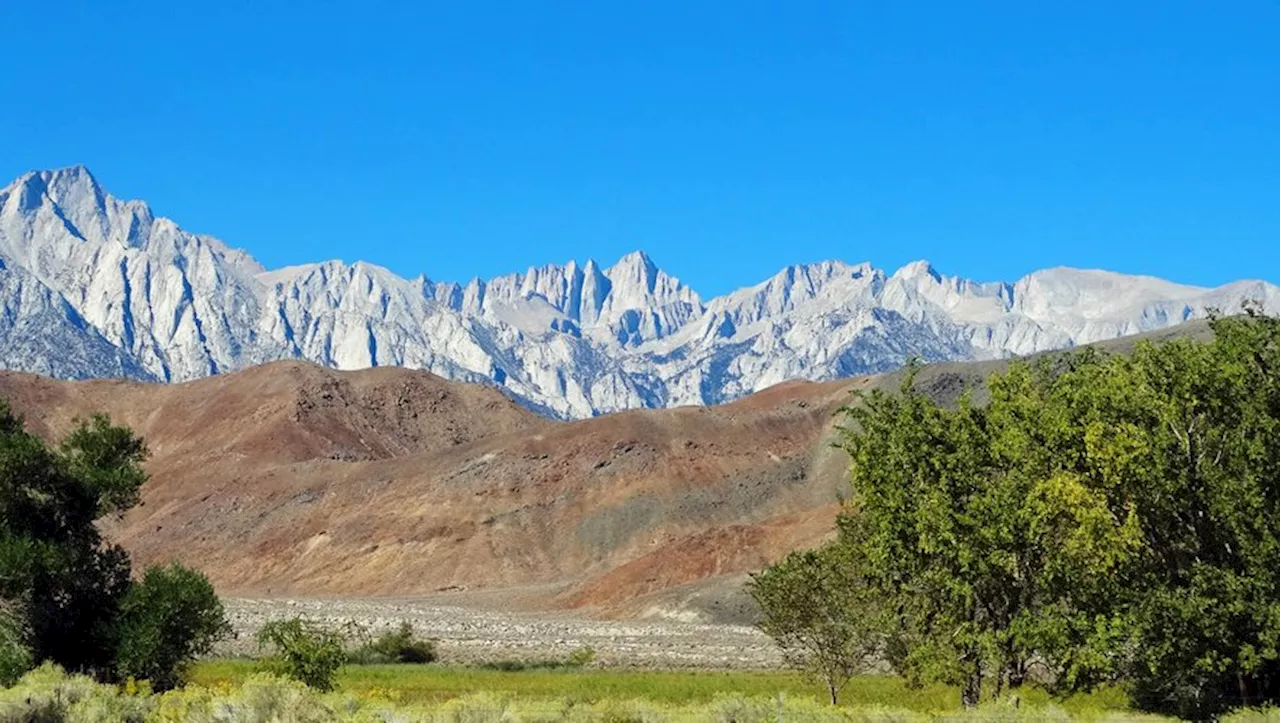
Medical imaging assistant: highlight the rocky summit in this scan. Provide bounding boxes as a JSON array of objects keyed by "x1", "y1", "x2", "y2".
[{"x1": 2, "y1": 165, "x2": 1276, "y2": 418}]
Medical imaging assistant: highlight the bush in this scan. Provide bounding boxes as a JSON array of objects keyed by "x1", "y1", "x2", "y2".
[
  {"x1": 348, "y1": 621, "x2": 437, "y2": 665},
  {"x1": 435, "y1": 691, "x2": 512, "y2": 722},
  {"x1": 211, "y1": 673, "x2": 348, "y2": 722},
  {"x1": 256, "y1": 617, "x2": 349, "y2": 691},
  {"x1": 0, "y1": 640, "x2": 30, "y2": 689},
  {"x1": 115, "y1": 562, "x2": 230, "y2": 690},
  {"x1": 0, "y1": 663, "x2": 152, "y2": 723},
  {"x1": 151, "y1": 672, "x2": 397, "y2": 723},
  {"x1": 1224, "y1": 710, "x2": 1280, "y2": 723},
  {"x1": 566, "y1": 646, "x2": 596, "y2": 668}
]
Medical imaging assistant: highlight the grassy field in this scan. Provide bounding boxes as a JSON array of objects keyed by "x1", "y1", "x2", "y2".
[{"x1": 190, "y1": 660, "x2": 1134, "y2": 714}]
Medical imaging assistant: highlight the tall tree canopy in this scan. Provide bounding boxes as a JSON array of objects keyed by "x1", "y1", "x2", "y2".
[
  {"x1": 0, "y1": 403, "x2": 226, "y2": 687},
  {"x1": 829, "y1": 309, "x2": 1280, "y2": 718},
  {"x1": 0, "y1": 408, "x2": 146, "y2": 676}
]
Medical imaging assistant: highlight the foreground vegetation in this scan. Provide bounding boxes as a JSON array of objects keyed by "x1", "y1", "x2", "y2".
[
  {"x1": 0, "y1": 662, "x2": 1215, "y2": 721},
  {"x1": 752, "y1": 308, "x2": 1280, "y2": 719}
]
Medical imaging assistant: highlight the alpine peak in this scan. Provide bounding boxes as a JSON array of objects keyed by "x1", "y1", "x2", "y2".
[{"x1": 0, "y1": 167, "x2": 1276, "y2": 418}]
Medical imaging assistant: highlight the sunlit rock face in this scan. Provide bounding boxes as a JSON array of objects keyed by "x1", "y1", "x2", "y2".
[{"x1": 2, "y1": 166, "x2": 1276, "y2": 418}]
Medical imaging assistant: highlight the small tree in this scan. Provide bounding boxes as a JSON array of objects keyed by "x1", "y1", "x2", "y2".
[
  {"x1": 747, "y1": 542, "x2": 879, "y2": 704},
  {"x1": 116, "y1": 562, "x2": 231, "y2": 689},
  {"x1": 257, "y1": 618, "x2": 348, "y2": 691}
]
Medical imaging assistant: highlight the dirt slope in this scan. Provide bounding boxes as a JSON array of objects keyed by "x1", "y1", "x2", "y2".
[{"x1": 0, "y1": 361, "x2": 859, "y2": 619}]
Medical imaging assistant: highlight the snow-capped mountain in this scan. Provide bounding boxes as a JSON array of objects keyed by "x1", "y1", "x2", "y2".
[{"x1": 1, "y1": 166, "x2": 1276, "y2": 418}]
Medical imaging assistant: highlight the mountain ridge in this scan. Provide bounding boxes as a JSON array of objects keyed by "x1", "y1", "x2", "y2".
[
  {"x1": 1, "y1": 165, "x2": 1276, "y2": 418},
  {"x1": 0, "y1": 357, "x2": 852, "y2": 616}
]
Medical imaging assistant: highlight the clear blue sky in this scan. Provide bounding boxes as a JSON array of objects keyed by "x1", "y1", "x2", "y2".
[{"x1": 3, "y1": 1, "x2": 1277, "y2": 295}]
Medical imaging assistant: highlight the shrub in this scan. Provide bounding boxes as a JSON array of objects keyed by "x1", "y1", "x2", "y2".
[
  {"x1": 476, "y1": 647, "x2": 597, "y2": 672},
  {"x1": 934, "y1": 703, "x2": 1073, "y2": 723},
  {"x1": 256, "y1": 618, "x2": 349, "y2": 691},
  {"x1": 151, "y1": 673, "x2": 395, "y2": 723},
  {"x1": 0, "y1": 663, "x2": 152, "y2": 723},
  {"x1": 1224, "y1": 710, "x2": 1280, "y2": 723},
  {"x1": 115, "y1": 562, "x2": 230, "y2": 690},
  {"x1": 348, "y1": 621, "x2": 437, "y2": 665},
  {"x1": 435, "y1": 691, "x2": 511, "y2": 723},
  {"x1": 477, "y1": 659, "x2": 538, "y2": 672},
  {"x1": 215, "y1": 673, "x2": 348, "y2": 722},
  {"x1": 709, "y1": 693, "x2": 775, "y2": 723},
  {"x1": 0, "y1": 670, "x2": 1182, "y2": 723},
  {"x1": 566, "y1": 646, "x2": 596, "y2": 668}
]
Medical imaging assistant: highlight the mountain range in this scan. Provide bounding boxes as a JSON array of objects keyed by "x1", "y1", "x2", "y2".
[{"x1": 2, "y1": 165, "x2": 1276, "y2": 418}]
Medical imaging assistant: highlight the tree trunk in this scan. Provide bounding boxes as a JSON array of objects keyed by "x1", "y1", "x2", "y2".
[
  {"x1": 1008, "y1": 659, "x2": 1027, "y2": 689},
  {"x1": 962, "y1": 670, "x2": 982, "y2": 708},
  {"x1": 827, "y1": 678, "x2": 839, "y2": 706},
  {"x1": 1238, "y1": 672, "x2": 1252, "y2": 707}
]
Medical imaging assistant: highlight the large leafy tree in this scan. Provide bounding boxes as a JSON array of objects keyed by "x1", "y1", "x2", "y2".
[
  {"x1": 831, "y1": 308, "x2": 1280, "y2": 718},
  {"x1": 0, "y1": 408, "x2": 144, "y2": 676},
  {"x1": 0, "y1": 403, "x2": 228, "y2": 686},
  {"x1": 1097, "y1": 309, "x2": 1280, "y2": 717},
  {"x1": 833, "y1": 371, "x2": 1111, "y2": 706}
]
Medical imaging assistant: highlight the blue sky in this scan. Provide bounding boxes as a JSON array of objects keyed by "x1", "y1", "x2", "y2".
[{"x1": 3, "y1": 1, "x2": 1277, "y2": 296}]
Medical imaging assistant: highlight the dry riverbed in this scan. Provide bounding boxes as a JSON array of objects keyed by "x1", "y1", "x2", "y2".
[{"x1": 219, "y1": 597, "x2": 783, "y2": 670}]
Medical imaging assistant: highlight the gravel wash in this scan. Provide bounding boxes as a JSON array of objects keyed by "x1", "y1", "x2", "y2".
[{"x1": 219, "y1": 597, "x2": 783, "y2": 670}]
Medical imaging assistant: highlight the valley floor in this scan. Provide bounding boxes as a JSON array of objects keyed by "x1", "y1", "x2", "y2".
[{"x1": 220, "y1": 597, "x2": 782, "y2": 669}]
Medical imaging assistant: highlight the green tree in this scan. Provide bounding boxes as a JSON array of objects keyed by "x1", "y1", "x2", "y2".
[
  {"x1": 747, "y1": 541, "x2": 880, "y2": 704},
  {"x1": 834, "y1": 373, "x2": 1065, "y2": 706},
  {"x1": 831, "y1": 308, "x2": 1280, "y2": 717},
  {"x1": 0, "y1": 402, "x2": 229, "y2": 686},
  {"x1": 116, "y1": 562, "x2": 231, "y2": 690},
  {"x1": 0, "y1": 406, "x2": 145, "y2": 676},
  {"x1": 257, "y1": 618, "x2": 349, "y2": 691},
  {"x1": 1090, "y1": 309, "x2": 1280, "y2": 718}
]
